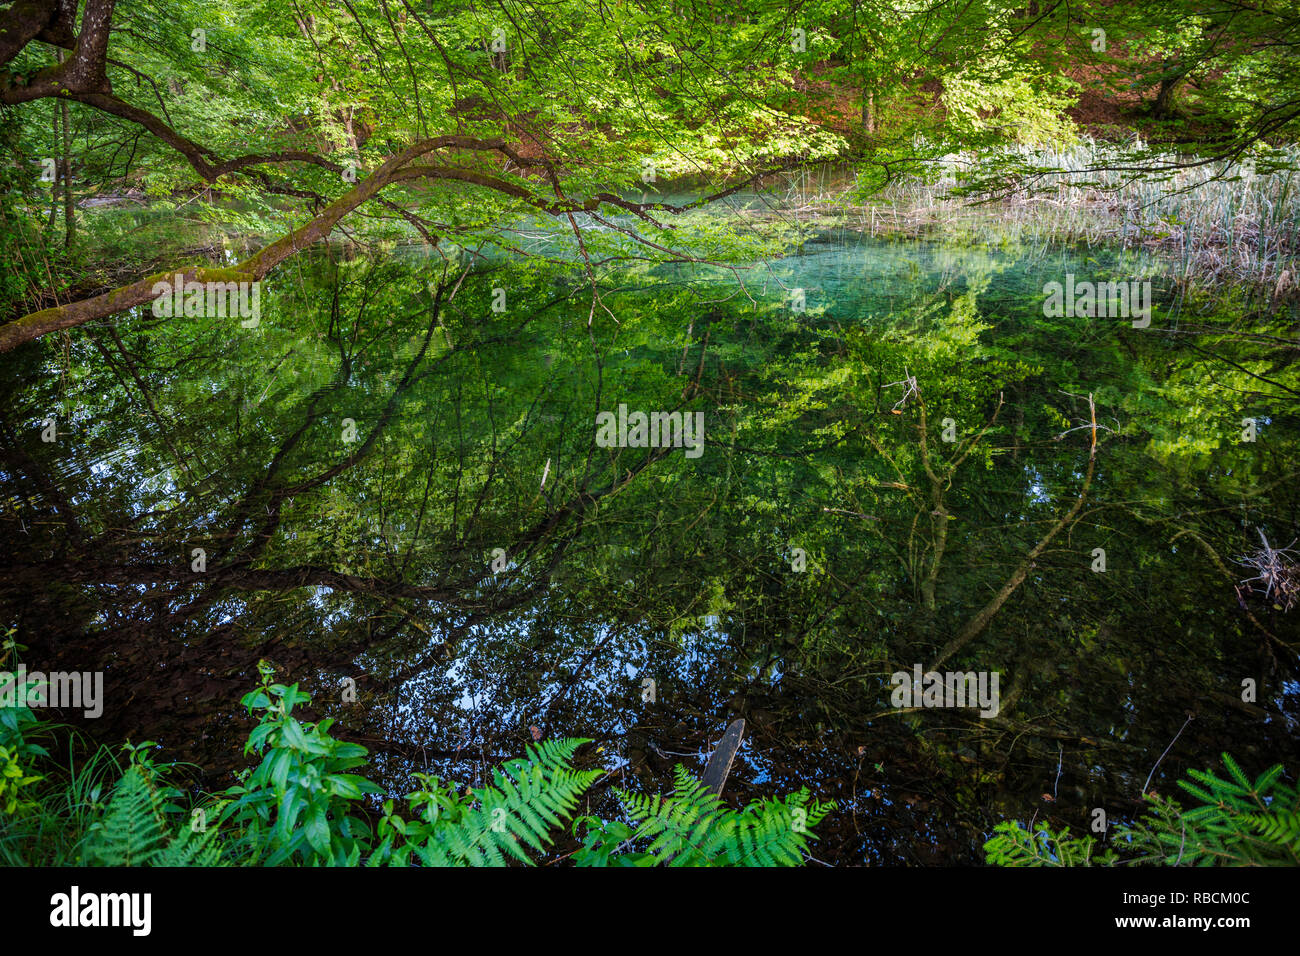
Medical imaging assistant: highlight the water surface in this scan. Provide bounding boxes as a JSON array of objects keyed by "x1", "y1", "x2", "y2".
[{"x1": 2, "y1": 226, "x2": 1297, "y2": 864}]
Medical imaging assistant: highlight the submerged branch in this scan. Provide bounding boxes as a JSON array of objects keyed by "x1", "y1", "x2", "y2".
[{"x1": 928, "y1": 393, "x2": 1098, "y2": 671}]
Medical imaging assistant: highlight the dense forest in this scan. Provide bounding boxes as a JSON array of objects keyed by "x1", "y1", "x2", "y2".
[{"x1": 0, "y1": 0, "x2": 1298, "y2": 893}]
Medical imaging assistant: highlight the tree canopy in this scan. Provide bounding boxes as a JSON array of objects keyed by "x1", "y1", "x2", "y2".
[{"x1": 5, "y1": 0, "x2": 1300, "y2": 346}]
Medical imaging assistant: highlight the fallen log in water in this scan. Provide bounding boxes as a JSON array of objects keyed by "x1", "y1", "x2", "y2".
[{"x1": 701, "y1": 718, "x2": 746, "y2": 796}]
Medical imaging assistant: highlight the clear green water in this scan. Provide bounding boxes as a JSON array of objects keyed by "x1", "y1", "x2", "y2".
[{"x1": 2, "y1": 226, "x2": 1296, "y2": 864}]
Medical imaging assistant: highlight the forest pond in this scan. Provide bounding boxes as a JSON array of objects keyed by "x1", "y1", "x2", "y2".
[{"x1": 3, "y1": 214, "x2": 1297, "y2": 865}]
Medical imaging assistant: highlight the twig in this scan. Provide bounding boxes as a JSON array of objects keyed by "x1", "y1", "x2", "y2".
[{"x1": 1142, "y1": 714, "x2": 1194, "y2": 796}]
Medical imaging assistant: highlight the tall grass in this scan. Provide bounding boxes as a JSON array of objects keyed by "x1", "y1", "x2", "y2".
[
  {"x1": 775, "y1": 140, "x2": 1300, "y2": 291},
  {"x1": 0, "y1": 733, "x2": 127, "y2": 866}
]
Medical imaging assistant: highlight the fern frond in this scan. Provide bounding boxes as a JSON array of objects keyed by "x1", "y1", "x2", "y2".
[
  {"x1": 81, "y1": 765, "x2": 170, "y2": 866},
  {"x1": 609, "y1": 767, "x2": 832, "y2": 867},
  {"x1": 989, "y1": 756, "x2": 1299, "y2": 867},
  {"x1": 405, "y1": 737, "x2": 599, "y2": 866}
]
